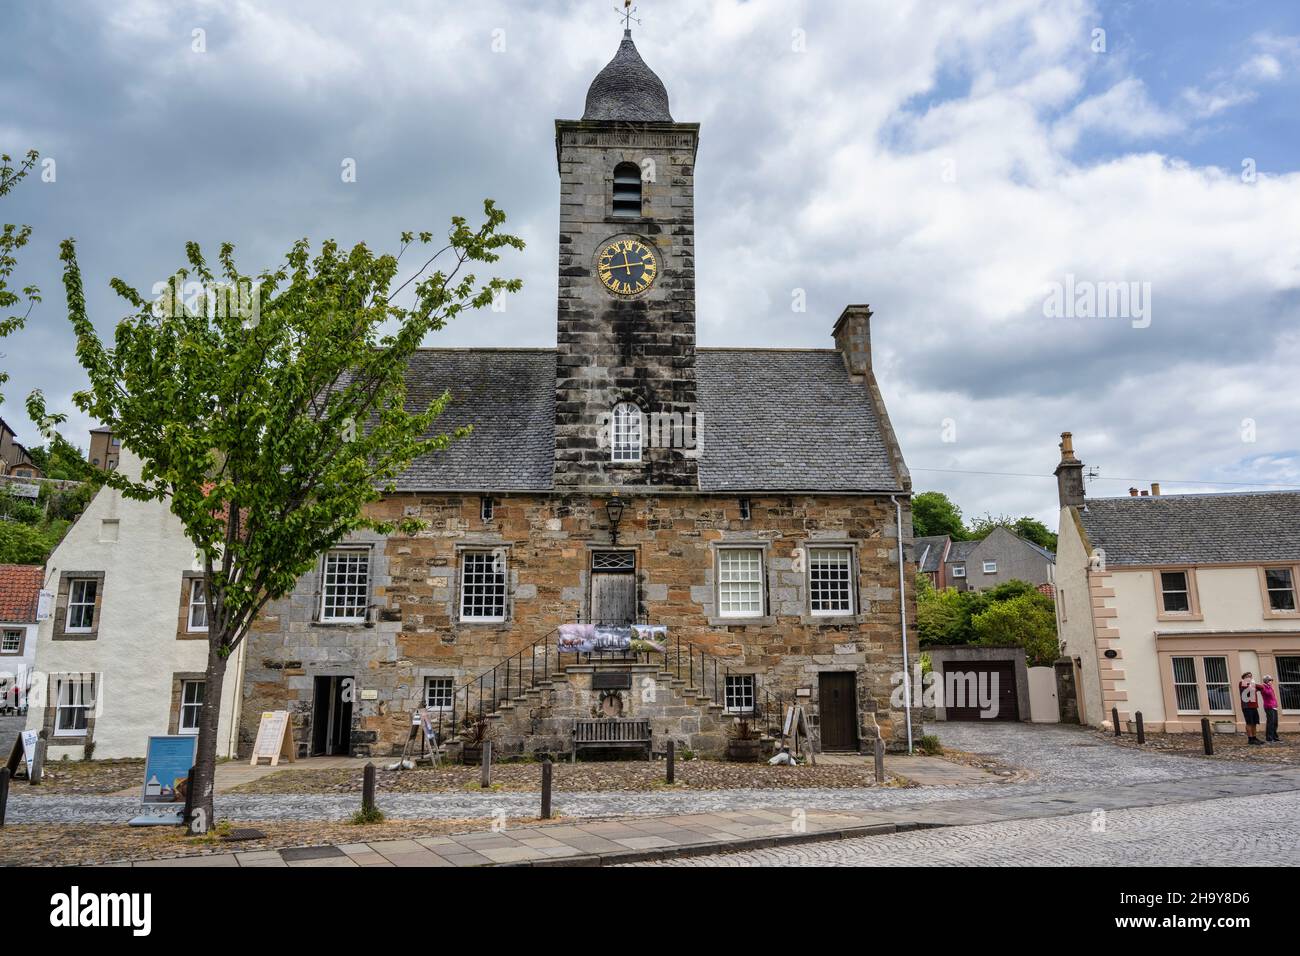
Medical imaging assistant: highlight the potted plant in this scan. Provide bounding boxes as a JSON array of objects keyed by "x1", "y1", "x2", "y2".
[
  {"x1": 726, "y1": 716, "x2": 763, "y2": 763},
  {"x1": 459, "y1": 711, "x2": 491, "y2": 765}
]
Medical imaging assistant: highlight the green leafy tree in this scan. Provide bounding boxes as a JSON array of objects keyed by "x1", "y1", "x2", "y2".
[
  {"x1": 1, "y1": 149, "x2": 41, "y2": 406},
  {"x1": 912, "y1": 490, "x2": 967, "y2": 539},
  {"x1": 971, "y1": 591, "x2": 1059, "y2": 666},
  {"x1": 29, "y1": 202, "x2": 522, "y2": 832},
  {"x1": 27, "y1": 434, "x2": 93, "y2": 481},
  {"x1": 916, "y1": 574, "x2": 973, "y2": 646},
  {"x1": 0, "y1": 517, "x2": 70, "y2": 564}
]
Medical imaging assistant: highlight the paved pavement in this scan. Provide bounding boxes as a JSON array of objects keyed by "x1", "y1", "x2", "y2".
[
  {"x1": 9, "y1": 722, "x2": 1274, "y2": 825},
  {"x1": 627, "y1": 790, "x2": 1300, "y2": 867},
  {"x1": 112, "y1": 765, "x2": 1300, "y2": 866}
]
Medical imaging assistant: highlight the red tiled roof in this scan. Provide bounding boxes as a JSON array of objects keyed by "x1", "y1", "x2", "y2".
[{"x1": 0, "y1": 564, "x2": 43, "y2": 622}]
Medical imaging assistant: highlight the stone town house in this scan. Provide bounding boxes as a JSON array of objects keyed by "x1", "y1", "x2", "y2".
[{"x1": 242, "y1": 30, "x2": 919, "y2": 758}]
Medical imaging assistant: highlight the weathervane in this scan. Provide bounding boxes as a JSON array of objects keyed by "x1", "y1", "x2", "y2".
[{"x1": 617, "y1": 1, "x2": 641, "y2": 31}]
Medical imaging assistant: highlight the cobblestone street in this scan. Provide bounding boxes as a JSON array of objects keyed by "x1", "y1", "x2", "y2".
[
  {"x1": 6, "y1": 723, "x2": 1290, "y2": 825},
  {"x1": 624, "y1": 790, "x2": 1300, "y2": 866}
]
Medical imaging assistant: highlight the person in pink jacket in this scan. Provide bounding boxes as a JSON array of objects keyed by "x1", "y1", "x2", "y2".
[{"x1": 1258, "y1": 676, "x2": 1282, "y2": 743}]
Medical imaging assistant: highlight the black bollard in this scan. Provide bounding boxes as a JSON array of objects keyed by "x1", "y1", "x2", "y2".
[
  {"x1": 666, "y1": 739, "x2": 675, "y2": 785},
  {"x1": 1112, "y1": 707, "x2": 1122, "y2": 736},
  {"x1": 0, "y1": 766, "x2": 9, "y2": 828},
  {"x1": 362, "y1": 762, "x2": 376, "y2": 813},
  {"x1": 540, "y1": 757, "x2": 552, "y2": 820},
  {"x1": 1135, "y1": 712, "x2": 1145, "y2": 745},
  {"x1": 1201, "y1": 717, "x2": 1214, "y2": 756}
]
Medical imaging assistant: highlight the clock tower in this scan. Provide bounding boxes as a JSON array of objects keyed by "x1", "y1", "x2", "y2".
[{"x1": 553, "y1": 28, "x2": 700, "y2": 489}]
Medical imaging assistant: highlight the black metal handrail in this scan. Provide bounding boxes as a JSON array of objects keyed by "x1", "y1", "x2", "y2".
[{"x1": 436, "y1": 627, "x2": 770, "y2": 747}]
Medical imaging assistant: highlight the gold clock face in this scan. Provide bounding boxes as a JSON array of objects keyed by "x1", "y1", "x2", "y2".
[{"x1": 597, "y1": 238, "x2": 658, "y2": 296}]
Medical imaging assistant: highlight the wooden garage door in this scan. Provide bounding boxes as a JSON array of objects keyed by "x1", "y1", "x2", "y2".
[{"x1": 943, "y1": 662, "x2": 1019, "y2": 721}]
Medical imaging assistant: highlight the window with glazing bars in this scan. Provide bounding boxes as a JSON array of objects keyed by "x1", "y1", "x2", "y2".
[
  {"x1": 179, "y1": 680, "x2": 205, "y2": 733},
  {"x1": 1160, "y1": 571, "x2": 1191, "y2": 612},
  {"x1": 718, "y1": 548, "x2": 764, "y2": 617},
  {"x1": 55, "y1": 676, "x2": 95, "y2": 735},
  {"x1": 460, "y1": 551, "x2": 507, "y2": 621},
  {"x1": 425, "y1": 676, "x2": 454, "y2": 709},
  {"x1": 321, "y1": 550, "x2": 369, "y2": 622},
  {"x1": 1265, "y1": 568, "x2": 1297, "y2": 611},
  {"x1": 725, "y1": 674, "x2": 755, "y2": 713},
  {"x1": 67, "y1": 579, "x2": 97, "y2": 631},
  {"x1": 611, "y1": 402, "x2": 642, "y2": 462},
  {"x1": 809, "y1": 547, "x2": 854, "y2": 615},
  {"x1": 188, "y1": 579, "x2": 208, "y2": 630}
]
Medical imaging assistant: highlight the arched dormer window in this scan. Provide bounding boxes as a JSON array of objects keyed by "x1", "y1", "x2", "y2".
[
  {"x1": 612, "y1": 162, "x2": 642, "y2": 218},
  {"x1": 611, "y1": 402, "x2": 643, "y2": 462}
]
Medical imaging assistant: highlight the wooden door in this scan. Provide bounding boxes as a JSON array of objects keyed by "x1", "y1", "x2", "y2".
[
  {"x1": 818, "y1": 672, "x2": 858, "y2": 751},
  {"x1": 590, "y1": 551, "x2": 637, "y2": 625}
]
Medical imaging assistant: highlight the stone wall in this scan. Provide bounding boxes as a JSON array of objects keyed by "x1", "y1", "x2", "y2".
[
  {"x1": 239, "y1": 490, "x2": 919, "y2": 756},
  {"x1": 553, "y1": 120, "x2": 700, "y2": 489}
]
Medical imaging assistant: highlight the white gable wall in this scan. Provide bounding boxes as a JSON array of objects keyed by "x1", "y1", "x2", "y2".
[{"x1": 25, "y1": 450, "x2": 244, "y2": 759}]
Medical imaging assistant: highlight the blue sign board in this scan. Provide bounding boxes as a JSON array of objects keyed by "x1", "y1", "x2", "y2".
[{"x1": 136, "y1": 735, "x2": 198, "y2": 823}]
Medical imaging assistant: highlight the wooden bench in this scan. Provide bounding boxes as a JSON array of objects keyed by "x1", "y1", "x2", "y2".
[{"x1": 572, "y1": 718, "x2": 652, "y2": 762}]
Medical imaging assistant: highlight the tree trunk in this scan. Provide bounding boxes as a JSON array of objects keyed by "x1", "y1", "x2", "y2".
[{"x1": 187, "y1": 639, "x2": 230, "y2": 835}]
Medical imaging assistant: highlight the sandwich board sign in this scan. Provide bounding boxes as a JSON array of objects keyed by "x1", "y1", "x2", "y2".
[
  {"x1": 129, "y1": 735, "x2": 198, "y2": 826},
  {"x1": 20, "y1": 730, "x2": 38, "y2": 776},
  {"x1": 249, "y1": 710, "x2": 296, "y2": 766}
]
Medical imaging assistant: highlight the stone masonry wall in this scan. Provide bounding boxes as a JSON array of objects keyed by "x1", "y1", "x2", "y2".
[
  {"x1": 239, "y1": 491, "x2": 919, "y2": 756},
  {"x1": 554, "y1": 121, "x2": 700, "y2": 488}
]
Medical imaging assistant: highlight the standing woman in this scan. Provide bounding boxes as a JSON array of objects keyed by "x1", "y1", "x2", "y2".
[
  {"x1": 1240, "y1": 672, "x2": 1262, "y2": 745},
  {"x1": 1258, "y1": 676, "x2": 1282, "y2": 743}
]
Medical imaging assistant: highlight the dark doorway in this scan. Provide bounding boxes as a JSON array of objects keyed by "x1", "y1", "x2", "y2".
[
  {"x1": 590, "y1": 550, "x2": 637, "y2": 625},
  {"x1": 1054, "y1": 661, "x2": 1079, "y2": 724},
  {"x1": 311, "y1": 675, "x2": 353, "y2": 756},
  {"x1": 943, "y1": 662, "x2": 1019, "y2": 721},
  {"x1": 818, "y1": 672, "x2": 858, "y2": 751}
]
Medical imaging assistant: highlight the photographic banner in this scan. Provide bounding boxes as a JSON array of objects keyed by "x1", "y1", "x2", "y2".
[{"x1": 556, "y1": 623, "x2": 667, "y2": 654}]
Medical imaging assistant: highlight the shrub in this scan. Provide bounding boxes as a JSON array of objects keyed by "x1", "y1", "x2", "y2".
[{"x1": 916, "y1": 734, "x2": 943, "y2": 755}]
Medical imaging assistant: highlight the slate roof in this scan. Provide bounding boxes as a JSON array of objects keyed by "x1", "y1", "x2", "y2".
[
  {"x1": 946, "y1": 540, "x2": 979, "y2": 562},
  {"x1": 915, "y1": 535, "x2": 949, "y2": 573},
  {"x1": 0, "y1": 564, "x2": 42, "y2": 623},
  {"x1": 389, "y1": 347, "x2": 904, "y2": 494},
  {"x1": 696, "y1": 349, "x2": 901, "y2": 492},
  {"x1": 1077, "y1": 491, "x2": 1300, "y2": 567},
  {"x1": 583, "y1": 31, "x2": 674, "y2": 122},
  {"x1": 392, "y1": 350, "x2": 556, "y2": 492}
]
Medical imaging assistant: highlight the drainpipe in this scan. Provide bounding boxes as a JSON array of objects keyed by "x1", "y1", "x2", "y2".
[{"x1": 890, "y1": 494, "x2": 914, "y2": 754}]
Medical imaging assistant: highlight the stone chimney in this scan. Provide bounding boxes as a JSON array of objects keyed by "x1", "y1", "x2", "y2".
[
  {"x1": 1055, "y1": 431, "x2": 1085, "y2": 509},
  {"x1": 833, "y1": 305, "x2": 873, "y2": 377}
]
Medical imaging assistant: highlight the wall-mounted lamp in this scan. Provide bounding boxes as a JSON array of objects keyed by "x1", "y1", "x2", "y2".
[{"x1": 606, "y1": 496, "x2": 625, "y2": 545}]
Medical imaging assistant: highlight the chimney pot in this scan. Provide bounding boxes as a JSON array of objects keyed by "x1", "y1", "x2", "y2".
[
  {"x1": 1054, "y1": 430, "x2": 1085, "y2": 509},
  {"x1": 1129, "y1": 487, "x2": 1139, "y2": 497},
  {"x1": 1151, "y1": 482, "x2": 1161, "y2": 496}
]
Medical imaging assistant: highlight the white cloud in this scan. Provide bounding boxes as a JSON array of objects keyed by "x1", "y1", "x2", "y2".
[{"x1": 5, "y1": 0, "x2": 1300, "y2": 528}]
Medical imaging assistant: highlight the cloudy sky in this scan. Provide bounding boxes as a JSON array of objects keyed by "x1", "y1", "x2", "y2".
[{"x1": 3, "y1": 0, "x2": 1299, "y2": 527}]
